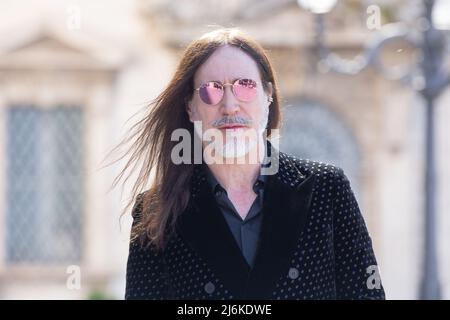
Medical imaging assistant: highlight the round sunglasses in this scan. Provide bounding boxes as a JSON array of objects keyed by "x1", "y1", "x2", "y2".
[{"x1": 194, "y1": 78, "x2": 258, "y2": 105}]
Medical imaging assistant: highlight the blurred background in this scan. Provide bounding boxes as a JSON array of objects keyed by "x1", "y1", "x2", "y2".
[{"x1": 0, "y1": 0, "x2": 449, "y2": 299}]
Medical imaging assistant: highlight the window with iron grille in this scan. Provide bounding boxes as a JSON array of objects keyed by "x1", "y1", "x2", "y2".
[{"x1": 6, "y1": 105, "x2": 84, "y2": 264}]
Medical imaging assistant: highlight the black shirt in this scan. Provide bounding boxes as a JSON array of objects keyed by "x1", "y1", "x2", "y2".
[{"x1": 204, "y1": 166, "x2": 266, "y2": 268}]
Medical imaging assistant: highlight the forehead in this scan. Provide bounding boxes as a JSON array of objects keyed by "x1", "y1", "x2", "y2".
[{"x1": 194, "y1": 45, "x2": 261, "y2": 85}]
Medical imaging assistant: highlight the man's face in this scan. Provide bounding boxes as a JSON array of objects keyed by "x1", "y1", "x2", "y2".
[{"x1": 187, "y1": 45, "x2": 273, "y2": 159}]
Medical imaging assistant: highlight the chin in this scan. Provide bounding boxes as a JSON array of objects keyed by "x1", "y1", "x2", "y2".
[{"x1": 215, "y1": 136, "x2": 258, "y2": 160}]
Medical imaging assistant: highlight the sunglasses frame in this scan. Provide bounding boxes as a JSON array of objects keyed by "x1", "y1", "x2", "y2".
[{"x1": 194, "y1": 78, "x2": 258, "y2": 105}]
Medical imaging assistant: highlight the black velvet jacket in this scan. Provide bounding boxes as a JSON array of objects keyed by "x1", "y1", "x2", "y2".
[{"x1": 125, "y1": 149, "x2": 385, "y2": 300}]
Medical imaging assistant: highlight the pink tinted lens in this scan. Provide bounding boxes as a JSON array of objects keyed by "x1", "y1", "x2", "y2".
[
  {"x1": 199, "y1": 82, "x2": 223, "y2": 105},
  {"x1": 233, "y1": 79, "x2": 257, "y2": 102}
]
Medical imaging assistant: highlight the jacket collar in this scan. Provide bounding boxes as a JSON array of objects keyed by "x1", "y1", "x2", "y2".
[{"x1": 176, "y1": 141, "x2": 317, "y2": 299}]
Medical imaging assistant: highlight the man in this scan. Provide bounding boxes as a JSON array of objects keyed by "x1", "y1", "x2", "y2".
[{"x1": 123, "y1": 28, "x2": 385, "y2": 300}]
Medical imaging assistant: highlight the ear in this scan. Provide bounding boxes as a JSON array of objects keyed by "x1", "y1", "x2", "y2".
[
  {"x1": 265, "y1": 82, "x2": 273, "y2": 100},
  {"x1": 186, "y1": 98, "x2": 195, "y2": 123}
]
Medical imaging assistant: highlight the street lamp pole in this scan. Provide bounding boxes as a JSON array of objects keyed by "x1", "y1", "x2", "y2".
[
  {"x1": 299, "y1": 0, "x2": 450, "y2": 299},
  {"x1": 418, "y1": 0, "x2": 447, "y2": 300}
]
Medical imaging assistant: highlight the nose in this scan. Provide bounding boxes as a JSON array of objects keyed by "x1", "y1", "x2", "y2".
[{"x1": 220, "y1": 85, "x2": 239, "y2": 115}]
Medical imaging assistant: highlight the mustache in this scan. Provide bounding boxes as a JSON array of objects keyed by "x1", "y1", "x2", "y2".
[{"x1": 212, "y1": 115, "x2": 253, "y2": 127}]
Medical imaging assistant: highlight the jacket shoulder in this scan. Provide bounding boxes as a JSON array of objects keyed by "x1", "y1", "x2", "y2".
[{"x1": 279, "y1": 151, "x2": 344, "y2": 181}]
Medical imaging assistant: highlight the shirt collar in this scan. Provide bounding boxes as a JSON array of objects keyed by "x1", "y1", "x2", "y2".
[
  {"x1": 201, "y1": 140, "x2": 271, "y2": 195},
  {"x1": 203, "y1": 164, "x2": 267, "y2": 195}
]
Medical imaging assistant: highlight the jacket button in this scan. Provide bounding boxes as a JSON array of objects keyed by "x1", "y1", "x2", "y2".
[
  {"x1": 288, "y1": 267, "x2": 299, "y2": 280},
  {"x1": 204, "y1": 281, "x2": 215, "y2": 294}
]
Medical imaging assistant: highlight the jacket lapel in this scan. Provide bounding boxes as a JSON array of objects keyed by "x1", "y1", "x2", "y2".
[
  {"x1": 176, "y1": 164, "x2": 251, "y2": 296},
  {"x1": 245, "y1": 152, "x2": 316, "y2": 299},
  {"x1": 176, "y1": 149, "x2": 316, "y2": 299}
]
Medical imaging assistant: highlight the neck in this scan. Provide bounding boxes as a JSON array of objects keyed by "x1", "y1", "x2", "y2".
[{"x1": 205, "y1": 138, "x2": 266, "y2": 193}]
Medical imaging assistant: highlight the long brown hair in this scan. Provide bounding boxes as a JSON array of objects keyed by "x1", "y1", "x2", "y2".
[{"x1": 108, "y1": 28, "x2": 282, "y2": 251}]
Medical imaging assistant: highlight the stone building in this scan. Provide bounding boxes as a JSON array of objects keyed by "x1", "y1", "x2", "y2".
[{"x1": 0, "y1": 0, "x2": 448, "y2": 299}]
